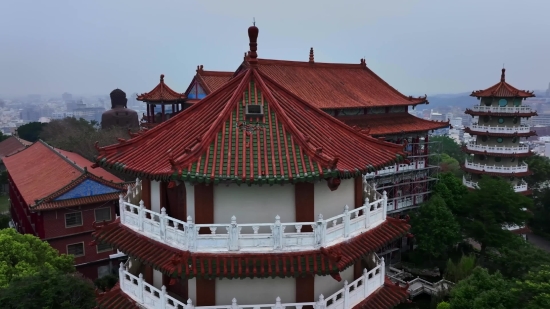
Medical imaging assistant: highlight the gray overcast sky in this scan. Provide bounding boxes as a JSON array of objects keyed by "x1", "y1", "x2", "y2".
[{"x1": 0, "y1": 0, "x2": 549, "y2": 97}]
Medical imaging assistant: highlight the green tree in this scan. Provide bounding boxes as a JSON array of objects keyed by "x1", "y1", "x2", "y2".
[
  {"x1": 511, "y1": 265, "x2": 550, "y2": 309},
  {"x1": 15, "y1": 122, "x2": 46, "y2": 142},
  {"x1": 447, "y1": 267, "x2": 515, "y2": 309},
  {"x1": 433, "y1": 172, "x2": 469, "y2": 214},
  {"x1": 530, "y1": 188, "x2": 550, "y2": 237},
  {"x1": 0, "y1": 132, "x2": 9, "y2": 142},
  {"x1": 430, "y1": 136, "x2": 465, "y2": 163},
  {"x1": 0, "y1": 229, "x2": 74, "y2": 287},
  {"x1": 444, "y1": 254, "x2": 476, "y2": 282},
  {"x1": 411, "y1": 194, "x2": 461, "y2": 259},
  {"x1": 439, "y1": 153, "x2": 462, "y2": 177},
  {"x1": 456, "y1": 176, "x2": 532, "y2": 256},
  {"x1": 0, "y1": 268, "x2": 96, "y2": 309},
  {"x1": 524, "y1": 155, "x2": 550, "y2": 192},
  {"x1": 436, "y1": 302, "x2": 451, "y2": 309}
]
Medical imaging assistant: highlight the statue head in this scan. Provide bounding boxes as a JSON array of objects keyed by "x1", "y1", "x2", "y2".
[{"x1": 110, "y1": 89, "x2": 127, "y2": 109}]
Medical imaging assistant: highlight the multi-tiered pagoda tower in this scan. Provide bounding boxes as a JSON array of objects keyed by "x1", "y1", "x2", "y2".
[
  {"x1": 463, "y1": 68, "x2": 537, "y2": 194},
  {"x1": 93, "y1": 25, "x2": 412, "y2": 309}
]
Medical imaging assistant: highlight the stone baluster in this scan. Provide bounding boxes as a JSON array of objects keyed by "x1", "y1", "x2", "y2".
[
  {"x1": 380, "y1": 257, "x2": 385, "y2": 286},
  {"x1": 186, "y1": 216, "x2": 196, "y2": 251},
  {"x1": 231, "y1": 298, "x2": 238, "y2": 309},
  {"x1": 274, "y1": 297, "x2": 283, "y2": 309},
  {"x1": 126, "y1": 186, "x2": 132, "y2": 202},
  {"x1": 343, "y1": 280, "x2": 349, "y2": 309},
  {"x1": 138, "y1": 200, "x2": 145, "y2": 231},
  {"x1": 160, "y1": 286, "x2": 167, "y2": 309},
  {"x1": 160, "y1": 207, "x2": 167, "y2": 241},
  {"x1": 343, "y1": 205, "x2": 350, "y2": 238},
  {"x1": 315, "y1": 214, "x2": 326, "y2": 247},
  {"x1": 186, "y1": 299, "x2": 194, "y2": 309},
  {"x1": 316, "y1": 294, "x2": 325, "y2": 309},
  {"x1": 118, "y1": 262, "x2": 125, "y2": 290},
  {"x1": 137, "y1": 273, "x2": 144, "y2": 303},
  {"x1": 382, "y1": 191, "x2": 388, "y2": 220},
  {"x1": 228, "y1": 216, "x2": 239, "y2": 251},
  {"x1": 363, "y1": 268, "x2": 369, "y2": 296},
  {"x1": 364, "y1": 197, "x2": 370, "y2": 229},
  {"x1": 272, "y1": 215, "x2": 283, "y2": 250},
  {"x1": 119, "y1": 194, "x2": 125, "y2": 224}
]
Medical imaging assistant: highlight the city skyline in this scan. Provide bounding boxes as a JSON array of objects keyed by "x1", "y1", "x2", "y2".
[{"x1": 1, "y1": 0, "x2": 550, "y2": 97}]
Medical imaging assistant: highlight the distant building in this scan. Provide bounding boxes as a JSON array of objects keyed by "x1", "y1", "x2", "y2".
[
  {"x1": 62, "y1": 92, "x2": 73, "y2": 102},
  {"x1": 3, "y1": 141, "x2": 125, "y2": 281}
]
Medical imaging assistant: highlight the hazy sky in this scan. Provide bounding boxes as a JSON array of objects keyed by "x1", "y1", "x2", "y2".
[{"x1": 1, "y1": 0, "x2": 549, "y2": 97}]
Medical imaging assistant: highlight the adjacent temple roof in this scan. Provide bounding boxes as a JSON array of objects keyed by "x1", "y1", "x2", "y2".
[
  {"x1": 96, "y1": 26, "x2": 407, "y2": 184},
  {"x1": 185, "y1": 65, "x2": 233, "y2": 101},
  {"x1": 3, "y1": 141, "x2": 124, "y2": 210},
  {"x1": 470, "y1": 69, "x2": 535, "y2": 98},
  {"x1": 0, "y1": 136, "x2": 31, "y2": 160},
  {"x1": 342, "y1": 113, "x2": 450, "y2": 136},
  {"x1": 136, "y1": 74, "x2": 186, "y2": 103}
]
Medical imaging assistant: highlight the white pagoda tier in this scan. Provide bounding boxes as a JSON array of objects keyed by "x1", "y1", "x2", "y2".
[{"x1": 92, "y1": 25, "x2": 412, "y2": 309}]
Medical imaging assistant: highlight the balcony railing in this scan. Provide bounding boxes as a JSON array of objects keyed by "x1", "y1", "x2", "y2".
[
  {"x1": 462, "y1": 177, "x2": 528, "y2": 193},
  {"x1": 387, "y1": 193, "x2": 427, "y2": 213},
  {"x1": 463, "y1": 160, "x2": 529, "y2": 174},
  {"x1": 471, "y1": 106, "x2": 533, "y2": 114},
  {"x1": 119, "y1": 183, "x2": 387, "y2": 253},
  {"x1": 118, "y1": 255, "x2": 386, "y2": 309},
  {"x1": 468, "y1": 124, "x2": 531, "y2": 134},
  {"x1": 364, "y1": 160, "x2": 426, "y2": 178},
  {"x1": 464, "y1": 142, "x2": 530, "y2": 154}
]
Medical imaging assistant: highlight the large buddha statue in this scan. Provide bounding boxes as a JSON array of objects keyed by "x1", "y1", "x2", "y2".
[{"x1": 101, "y1": 89, "x2": 139, "y2": 130}]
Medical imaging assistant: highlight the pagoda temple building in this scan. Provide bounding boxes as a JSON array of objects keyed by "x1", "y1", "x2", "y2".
[
  {"x1": 462, "y1": 68, "x2": 536, "y2": 237},
  {"x1": 93, "y1": 25, "x2": 412, "y2": 309},
  {"x1": 185, "y1": 65, "x2": 233, "y2": 104},
  {"x1": 182, "y1": 49, "x2": 450, "y2": 217},
  {"x1": 137, "y1": 74, "x2": 186, "y2": 128}
]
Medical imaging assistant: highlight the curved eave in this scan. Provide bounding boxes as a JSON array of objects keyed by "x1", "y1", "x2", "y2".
[
  {"x1": 461, "y1": 165, "x2": 533, "y2": 177},
  {"x1": 464, "y1": 110, "x2": 538, "y2": 118},
  {"x1": 464, "y1": 128, "x2": 537, "y2": 137},
  {"x1": 518, "y1": 190, "x2": 533, "y2": 196},
  {"x1": 461, "y1": 146, "x2": 534, "y2": 158},
  {"x1": 470, "y1": 93, "x2": 535, "y2": 98}
]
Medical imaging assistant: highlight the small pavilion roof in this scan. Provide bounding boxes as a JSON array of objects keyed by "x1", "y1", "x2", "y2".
[
  {"x1": 185, "y1": 65, "x2": 234, "y2": 96},
  {"x1": 342, "y1": 113, "x2": 450, "y2": 136},
  {"x1": 96, "y1": 26, "x2": 407, "y2": 184},
  {"x1": 136, "y1": 74, "x2": 186, "y2": 103},
  {"x1": 3, "y1": 141, "x2": 123, "y2": 210},
  {"x1": 0, "y1": 136, "x2": 31, "y2": 160},
  {"x1": 470, "y1": 69, "x2": 535, "y2": 98}
]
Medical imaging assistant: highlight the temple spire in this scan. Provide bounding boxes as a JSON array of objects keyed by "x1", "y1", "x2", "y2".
[
  {"x1": 247, "y1": 21, "x2": 259, "y2": 65},
  {"x1": 501, "y1": 68, "x2": 506, "y2": 82},
  {"x1": 309, "y1": 47, "x2": 314, "y2": 63}
]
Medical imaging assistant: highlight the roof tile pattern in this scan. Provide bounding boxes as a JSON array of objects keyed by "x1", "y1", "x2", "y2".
[
  {"x1": 352, "y1": 278, "x2": 410, "y2": 309},
  {"x1": 92, "y1": 217, "x2": 410, "y2": 279},
  {"x1": 97, "y1": 68, "x2": 407, "y2": 183},
  {"x1": 338, "y1": 113, "x2": 450, "y2": 136},
  {"x1": 96, "y1": 283, "x2": 139, "y2": 309},
  {"x1": 470, "y1": 69, "x2": 535, "y2": 98},
  {"x1": 137, "y1": 74, "x2": 186, "y2": 103},
  {"x1": 186, "y1": 67, "x2": 233, "y2": 95},
  {"x1": 0, "y1": 136, "x2": 31, "y2": 159},
  {"x1": 240, "y1": 59, "x2": 428, "y2": 108}
]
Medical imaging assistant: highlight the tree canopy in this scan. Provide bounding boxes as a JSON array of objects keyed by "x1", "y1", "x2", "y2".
[
  {"x1": 16, "y1": 122, "x2": 46, "y2": 142},
  {"x1": 429, "y1": 136, "x2": 465, "y2": 163},
  {"x1": 411, "y1": 194, "x2": 461, "y2": 259},
  {"x1": 0, "y1": 229, "x2": 74, "y2": 287}
]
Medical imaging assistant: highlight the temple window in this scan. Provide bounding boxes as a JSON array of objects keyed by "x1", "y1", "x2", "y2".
[
  {"x1": 367, "y1": 107, "x2": 386, "y2": 114},
  {"x1": 67, "y1": 242, "x2": 85, "y2": 257},
  {"x1": 498, "y1": 99, "x2": 508, "y2": 107},
  {"x1": 389, "y1": 106, "x2": 407, "y2": 113},
  {"x1": 498, "y1": 118, "x2": 505, "y2": 124},
  {"x1": 65, "y1": 212, "x2": 83, "y2": 228},
  {"x1": 339, "y1": 108, "x2": 364, "y2": 116},
  {"x1": 96, "y1": 241, "x2": 113, "y2": 253},
  {"x1": 513, "y1": 98, "x2": 522, "y2": 107},
  {"x1": 94, "y1": 208, "x2": 112, "y2": 222},
  {"x1": 496, "y1": 137, "x2": 504, "y2": 143}
]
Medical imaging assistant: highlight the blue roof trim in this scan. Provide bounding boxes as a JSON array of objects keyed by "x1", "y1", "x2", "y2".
[{"x1": 54, "y1": 179, "x2": 121, "y2": 201}]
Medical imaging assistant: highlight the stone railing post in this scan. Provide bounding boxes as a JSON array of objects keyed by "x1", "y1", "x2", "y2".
[
  {"x1": 315, "y1": 214, "x2": 326, "y2": 247},
  {"x1": 231, "y1": 298, "x2": 238, "y2": 309},
  {"x1": 343, "y1": 280, "x2": 349, "y2": 309},
  {"x1": 364, "y1": 197, "x2": 370, "y2": 229},
  {"x1": 363, "y1": 268, "x2": 369, "y2": 296},
  {"x1": 137, "y1": 273, "x2": 144, "y2": 303},
  {"x1": 380, "y1": 257, "x2": 385, "y2": 286},
  {"x1": 272, "y1": 215, "x2": 283, "y2": 250},
  {"x1": 186, "y1": 216, "x2": 196, "y2": 251},
  {"x1": 160, "y1": 286, "x2": 167, "y2": 309},
  {"x1": 274, "y1": 297, "x2": 283, "y2": 309},
  {"x1": 119, "y1": 194, "x2": 125, "y2": 224},
  {"x1": 228, "y1": 216, "x2": 239, "y2": 251},
  {"x1": 118, "y1": 262, "x2": 125, "y2": 290},
  {"x1": 138, "y1": 200, "x2": 145, "y2": 232},
  {"x1": 159, "y1": 207, "x2": 167, "y2": 242},
  {"x1": 186, "y1": 299, "x2": 194, "y2": 309},
  {"x1": 316, "y1": 294, "x2": 325, "y2": 309},
  {"x1": 343, "y1": 205, "x2": 350, "y2": 238},
  {"x1": 382, "y1": 191, "x2": 388, "y2": 220}
]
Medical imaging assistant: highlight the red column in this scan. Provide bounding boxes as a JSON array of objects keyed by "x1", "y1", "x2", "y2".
[
  {"x1": 295, "y1": 182, "x2": 315, "y2": 303},
  {"x1": 425, "y1": 134, "x2": 429, "y2": 166},
  {"x1": 353, "y1": 176, "x2": 364, "y2": 280},
  {"x1": 194, "y1": 184, "x2": 215, "y2": 305},
  {"x1": 146, "y1": 103, "x2": 151, "y2": 122},
  {"x1": 161, "y1": 104, "x2": 165, "y2": 122}
]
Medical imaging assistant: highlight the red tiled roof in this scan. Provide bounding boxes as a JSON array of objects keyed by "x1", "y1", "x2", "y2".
[
  {"x1": 0, "y1": 136, "x2": 31, "y2": 159},
  {"x1": 97, "y1": 42, "x2": 408, "y2": 184},
  {"x1": 57, "y1": 149, "x2": 122, "y2": 182},
  {"x1": 3, "y1": 140, "x2": 123, "y2": 209},
  {"x1": 92, "y1": 217, "x2": 410, "y2": 279},
  {"x1": 353, "y1": 278, "x2": 410, "y2": 309},
  {"x1": 96, "y1": 283, "x2": 139, "y2": 309},
  {"x1": 337, "y1": 113, "x2": 450, "y2": 136},
  {"x1": 470, "y1": 69, "x2": 535, "y2": 98},
  {"x1": 234, "y1": 57, "x2": 428, "y2": 109},
  {"x1": 185, "y1": 66, "x2": 233, "y2": 95},
  {"x1": 137, "y1": 74, "x2": 186, "y2": 103}
]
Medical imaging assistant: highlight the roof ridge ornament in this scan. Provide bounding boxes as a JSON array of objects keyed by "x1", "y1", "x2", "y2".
[
  {"x1": 309, "y1": 48, "x2": 314, "y2": 63},
  {"x1": 247, "y1": 20, "x2": 259, "y2": 66},
  {"x1": 501, "y1": 68, "x2": 506, "y2": 82},
  {"x1": 160, "y1": 74, "x2": 165, "y2": 82}
]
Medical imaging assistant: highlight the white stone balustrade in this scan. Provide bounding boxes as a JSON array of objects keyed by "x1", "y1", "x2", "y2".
[
  {"x1": 463, "y1": 176, "x2": 528, "y2": 193},
  {"x1": 468, "y1": 124, "x2": 531, "y2": 134},
  {"x1": 364, "y1": 160, "x2": 426, "y2": 178},
  {"x1": 119, "y1": 190, "x2": 387, "y2": 253},
  {"x1": 464, "y1": 142, "x2": 529, "y2": 154},
  {"x1": 118, "y1": 256, "x2": 386, "y2": 309},
  {"x1": 471, "y1": 105, "x2": 533, "y2": 114},
  {"x1": 463, "y1": 160, "x2": 529, "y2": 174}
]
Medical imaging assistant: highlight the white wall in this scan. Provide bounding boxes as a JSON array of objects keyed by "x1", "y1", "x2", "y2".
[
  {"x1": 185, "y1": 182, "x2": 195, "y2": 220},
  {"x1": 314, "y1": 266, "x2": 354, "y2": 299},
  {"x1": 213, "y1": 184, "x2": 295, "y2": 226},
  {"x1": 216, "y1": 277, "x2": 295, "y2": 305},
  {"x1": 153, "y1": 269, "x2": 163, "y2": 289},
  {"x1": 314, "y1": 178, "x2": 355, "y2": 220},
  {"x1": 151, "y1": 180, "x2": 161, "y2": 213},
  {"x1": 188, "y1": 278, "x2": 196, "y2": 301}
]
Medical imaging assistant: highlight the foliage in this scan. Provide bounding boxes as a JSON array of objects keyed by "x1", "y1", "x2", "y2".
[
  {"x1": 429, "y1": 136, "x2": 465, "y2": 163},
  {"x1": 436, "y1": 302, "x2": 450, "y2": 309},
  {"x1": 433, "y1": 172, "x2": 469, "y2": 214},
  {"x1": 0, "y1": 132, "x2": 9, "y2": 143},
  {"x1": 94, "y1": 274, "x2": 119, "y2": 292},
  {"x1": 0, "y1": 215, "x2": 9, "y2": 229},
  {"x1": 0, "y1": 229, "x2": 74, "y2": 287},
  {"x1": 16, "y1": 122, "x2": 46, "y2": 142},
  {"x1": 530, "y1": 187, "x2": 550, "y2": 237},
  {"x1": 411, "y1": 194, "x2": 461, "y2": 259},
  {"x1": 0, "y1": 171, "x2": 7, "y2": 185},
  {"x1": 447, "y1": 267, "x2": 515, "y2": 309},
  {"x1": 454, "y1": 176, "x2": 532, "y2": 255},
  {"x1": 444, "y1": 254, "x2": 476, "y2": 282},
  {"x1": 524, "y1": 155, "x2": 550, "y2": 192},
  {"x1": 511, "y1": 265, "x2": 550, "y2": 309},
  {"x1": 0, "y1": 268, "x2": 96, "y2": 309},
  {"x1": 438, "y1": 153, "x2": 462, "y2": 177}
]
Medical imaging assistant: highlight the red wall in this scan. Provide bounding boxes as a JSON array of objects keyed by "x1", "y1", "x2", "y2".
[{"x1": 48, "y1": 232, "x2": 114, "y2": 269}]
